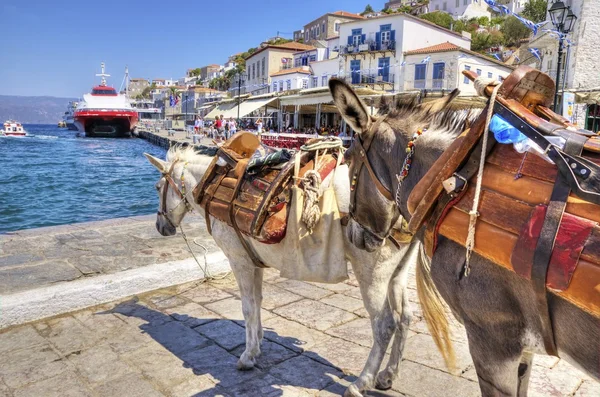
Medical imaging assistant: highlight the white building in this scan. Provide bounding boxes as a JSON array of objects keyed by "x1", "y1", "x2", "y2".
[
  {"x1": 402, "y1": 41, "x2": 513, "y2": 96},
  {"x1": 310, "y1": 58, "x2": 343, "y2": 89},
  {"x1": 152, "y1": 79, "x2": 175, "y2": 87},
  {"x1": 506, "y1": 0, "x2": 528, "y2": 14},
  {"x1": 429, "y1": 0, "x2": 491, "y2": 19},
  {"x1": 270, "y1": 67, "x2": 311, "y2": 92},
  {"x1": 338, "y1": 13, "x2": 471, "y2": 92}
]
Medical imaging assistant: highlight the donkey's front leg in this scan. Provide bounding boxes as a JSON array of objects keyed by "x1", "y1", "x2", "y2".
[
  {"x1": 345, "y1": 247, "x2": 404, "y2": 397},
  {"x1": 376, "y1": 239, "x2": 418, "y2": 390},
  {"x1": 229, "y1": 257, "x2": 263, "y2": 370}
]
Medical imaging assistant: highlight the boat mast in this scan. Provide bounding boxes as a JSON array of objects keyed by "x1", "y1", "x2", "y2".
[
  {"x1": 95, "y1": 62, "x2": 111, "y2": 86},
  {"x1": 125, "y1": 66, "x2": 129, "y2": 98}
]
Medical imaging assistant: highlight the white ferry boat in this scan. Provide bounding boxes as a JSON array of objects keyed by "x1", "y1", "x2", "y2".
[{"x1": 1, "y1": 120, "x2": 27, "y2": 136}]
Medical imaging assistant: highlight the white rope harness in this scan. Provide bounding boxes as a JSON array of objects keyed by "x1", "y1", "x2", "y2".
[{"x1": 464, "y1": 77, "x2": 501, "y2": 276}]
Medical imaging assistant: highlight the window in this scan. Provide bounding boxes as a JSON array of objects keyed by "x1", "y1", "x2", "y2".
[
  {"x1": 302, "y1": 79, "x2": 308, "y2": 89},
  {"x1": 295, "y1": 58, "x2": 301, "y2": 67},
  {"x1": 464, "y1": 0, "x2": 468, "y2": 5},
  {"x1": 309, "y1": 54, "x2": 316, "y2": 62},
  {"x1": 351, "y1": 29, "x2": 363, "y2": 46},
  {"x1": 273, "y1": 82, "x2": 277, "y2": 92},
  {"x1": 262, "y1": 59, "x2": 265, "y2": 76},
  {"x1": 322, "y1": 22, "x2": 326, "y2": 35},
  {"x1": 316, "y1": 25, "x2": 320, "y2": 36},
  {"x1": 456, "y1": 0, "x2": 459, "y2": 6},
  {"x1": 498, "y1": 75, "x2": 503, "y2": 82},
  {"x1": 488, "y1": 72, "x2": 493, "y2": 78},
  {"x1": 476, "y1": 68, "x2": 482, "y2": 76},
  {"x1": 286, "y1": 80, "x2": 291, "y2": 90},
  {"x1": 443, "y1": 2, "x2": 447, "y2": 11},
  {"x1": 381, "y1": 30, "x2": 391, "y2": 44},
  {"x1": 312, "y1": 77, "x2": 318, "y2": 87},
  {"x1": 414, "y1": 64, "x2": 426, "y2": 89},
  {"x1": 435, "y1": 5, "x2": 439, "y2": 10},
  {"x1": 335, "y1": 22, "x2": 340, "y2": 32},
  {"x1": 279, "y1": 81, "x2": 284, "y2": 92},
  {"x1": 305, "y1": 32, "x2": 309, "y2": 41},
  {"x1": 322, "y1": 75, "x2": 327, "y2": 86},
  {"x1": 464, "y1": 65, "x2": 471, "y2": 84},
  {"x1": 247, "y1": 69, "x2": 250, "y2": 79}
]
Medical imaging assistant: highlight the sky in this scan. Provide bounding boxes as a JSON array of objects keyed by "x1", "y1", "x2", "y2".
[{"x1": 0, "y1": 0, "x2": 385, "y2": 98}]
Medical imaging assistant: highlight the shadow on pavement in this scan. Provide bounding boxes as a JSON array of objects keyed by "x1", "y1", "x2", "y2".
[{"x1": 103, "y1": 298, "x2": 348, "y2": 396}]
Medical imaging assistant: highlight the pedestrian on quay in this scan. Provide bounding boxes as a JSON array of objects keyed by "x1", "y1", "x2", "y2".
[
  {"x1": 256, "y1": 118, "x2": 263, "y2": 141},
  {"x1": 224, "y1": 116, "x2": 230, "y2": 140},
  {"x1": 229, "y1": 117, "x2": 237, "y2": 137},
  {"x1": 214, "y1": 115, "x2": 223, "y2": 141},
  {"x1": 194, "y1": 116, "x2": 201, "y2": 134}
]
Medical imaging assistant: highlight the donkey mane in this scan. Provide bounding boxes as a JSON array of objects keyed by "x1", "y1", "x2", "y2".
[
  {"x1": 166, "y1": 145, "x2": 214, "y2": 165},
  {"x1": 385, "y1": 98, "x2": 482, "y2": 143}
]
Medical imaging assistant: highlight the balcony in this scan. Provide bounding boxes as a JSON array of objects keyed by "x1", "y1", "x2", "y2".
[
  {"x1": 345, "y1": 73, "x2": 395, "y2": 88},
  {"x1": 340, "y1": 41, "x2": 396, "y2": 58},
  {"x1": 404, "y1": 78, "x2": 451, "y2": 92}
]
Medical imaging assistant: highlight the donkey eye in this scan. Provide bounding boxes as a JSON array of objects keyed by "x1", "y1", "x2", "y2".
[{"x1": 155, "y1": 182, "x2": 160, "y2": 191}]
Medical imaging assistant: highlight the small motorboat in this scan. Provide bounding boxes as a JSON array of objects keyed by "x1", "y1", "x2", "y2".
[{"x1": 1, "y1": 120, "x2": 27, "y2": 136}]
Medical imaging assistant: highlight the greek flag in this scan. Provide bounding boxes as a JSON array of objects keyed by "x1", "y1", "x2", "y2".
[
  {"x1": 529, "y1": 48, "x2": 542, "y2": 61},
  {"x1": 421, "y1": 56, "x2": 431, "y2": 64},
  {"x1": 514, "y1": 55, "x2": 520, "y2": 62},
  {"x1": 400, "y1": 61, "x2": 406, "y2": 67},
  {"x1": 493, "y1": 53, "x2": 502, "y2": 62},
  {"x1": 169, "y1": 95, "x2": 176, "y2": 107}
]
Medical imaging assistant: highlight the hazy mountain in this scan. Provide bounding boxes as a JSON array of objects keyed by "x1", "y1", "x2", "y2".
[{"x1": 0, "y1": 95, "x2": 78, "y2": 124}]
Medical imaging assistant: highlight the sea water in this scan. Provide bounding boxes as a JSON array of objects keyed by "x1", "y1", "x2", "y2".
[{"x1": 0, "y1": 125, "x2": 167, "y2": 233}]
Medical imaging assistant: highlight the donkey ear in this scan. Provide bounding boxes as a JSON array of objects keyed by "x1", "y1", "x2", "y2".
[
  {"x1": 378, "y1": 94, "x2": 390, "y2": 115},
  {"x1": 421, "y1": 88, "x2": 460, "y2": 114},
  {"x1": 329, "y1": 78, "x2": 373, "y2": 135},
  {"x1": 144, "y1": 153, "x2": 167, "y2": 172}
]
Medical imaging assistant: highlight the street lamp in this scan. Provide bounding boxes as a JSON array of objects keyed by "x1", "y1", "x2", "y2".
[{"x1": 548, "y1": 0, "x2": 577, "y2": 112}]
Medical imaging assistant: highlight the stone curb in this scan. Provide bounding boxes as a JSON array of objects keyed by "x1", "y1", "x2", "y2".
[{"x1": 0, "y1": 252, "x2": 231, "y2": 329}]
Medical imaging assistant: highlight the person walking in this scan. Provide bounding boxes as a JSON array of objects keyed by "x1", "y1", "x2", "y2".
[
  {"x1": 214, "y1": 115, "x2": 223, "y2": 141},
  {"x1": 223, "y1": 116, "x2": 230, "y2": 140},
  {"x1": 256, "y1": 118, "x2": 263, "y2": 141},
  {"x1": 229, "y1": 117, "x2": 237, "y2": 137}
]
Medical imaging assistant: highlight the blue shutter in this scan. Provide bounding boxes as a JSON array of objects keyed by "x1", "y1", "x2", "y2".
[
  {"x1": 375, "y1": 32, "x2": 381, "y2": 51},
  {"x1": 348, "y1": 36, "x2": 352, "y2": 45},
  {"x1": 361, "y1": 34, "x2": 366, "y2": 44},
  {"x1": 390, "y1": 30, "x2": 396, "y2": 44}
]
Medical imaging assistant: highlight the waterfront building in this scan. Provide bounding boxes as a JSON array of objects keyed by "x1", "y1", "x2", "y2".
[
  {"x1": 243, "y1": 41, "x2": 315, "y2": 95},
  {"x1": 152, "y1": 79, "x2": 176, "y2": 87},
  {"x1": 428, "y1": 0, "x2": 491, "y2": 19},
  {"x1": 128, "y1": 78, "x2": 150, "y2": 97},
  {"x1": 338, "y1": 13, "x2": 471, "y2": 92},
  {"x1": 270, "y1": 67, "x2": 312, "y2": 92},
  {"x1": 302, "y1": 11, "x2": 365, "y2": 43},
  {"x1": 402, "y1": 41, "x2": 513, "y2": 95}
]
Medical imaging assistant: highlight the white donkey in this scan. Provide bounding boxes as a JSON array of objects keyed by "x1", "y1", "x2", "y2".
[{"x1": 145, "y1": 147, "x2": 418, "y2": 396}]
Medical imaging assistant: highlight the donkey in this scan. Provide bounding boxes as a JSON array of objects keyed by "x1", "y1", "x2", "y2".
[
  {"x1": 145, "y1": 146, "x2": 418, "y2": 396},
  {"x1": 329, "y1": 78, "x2": 600, "y2": 396}
]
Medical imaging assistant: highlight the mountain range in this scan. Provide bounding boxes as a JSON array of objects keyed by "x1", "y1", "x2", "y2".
[{"x1": 0, "y1": 95, "x2": 78, "y2": 124}]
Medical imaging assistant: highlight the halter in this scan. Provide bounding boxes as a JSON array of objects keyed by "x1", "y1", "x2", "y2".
[
  {"x1": 349, "y1": 126, "x2": 424, "y2": 240},
  {"x1": 158, "y1": 159, "x2": 193, "y2": 227}
]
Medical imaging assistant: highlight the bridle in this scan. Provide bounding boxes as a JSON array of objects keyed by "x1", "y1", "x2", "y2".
[
  {"x1": 158, "y1": 159, "x2": 193, "y2": 227},
  {"x1": 349, "y1": 122, "x2": 424, "y2": 242}
]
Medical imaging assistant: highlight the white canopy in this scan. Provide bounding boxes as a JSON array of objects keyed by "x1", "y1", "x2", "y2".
[
  {"x1": 205, "y1": 102, "x2": 237, "y2": 119},
  {"x1": 221, "y1": 97, "x2": 279, "y2": 119}
]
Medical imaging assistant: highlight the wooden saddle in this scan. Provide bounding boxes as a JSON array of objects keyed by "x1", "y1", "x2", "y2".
[
  {"x1": 193, "y1": 132, "x2": 340, "y2": 248},
  {"x1": 405, "y1": 66, "x2": 600, "y2": 354}
]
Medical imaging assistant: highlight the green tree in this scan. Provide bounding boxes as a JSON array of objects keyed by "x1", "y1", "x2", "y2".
[
  {"x1": 420, "y1": 11, "x2": 454, "y2": 29},
  {"x1": 188, "y1": 68, "x2": 202, "y2": 77},
  {"x1": 361, "y1": 4, "x2": 374, "y2": 15},
  {"x1": 501, "y1": 15, "x2": 532, "y2": 46},
  {"x1": 521, "y1": 0, "x2": 548, "y2": 23}
]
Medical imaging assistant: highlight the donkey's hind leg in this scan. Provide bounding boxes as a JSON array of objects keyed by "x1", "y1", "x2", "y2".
[
  {"x1": 375, "y1": 241, "x2": 416, "y2": 390},
  {"x1": 229, "y1": 256, "x2": 264, "y2": 370}
]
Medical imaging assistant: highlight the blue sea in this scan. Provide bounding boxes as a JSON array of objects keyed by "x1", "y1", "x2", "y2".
[{"x1": 0, "y1": 125, "x2": 167, "y2": 233}]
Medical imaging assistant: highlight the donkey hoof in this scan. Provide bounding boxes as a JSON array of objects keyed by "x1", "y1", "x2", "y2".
[
  {"x1": 237, "y1": 356, "x2": 256, "y2": 371},
  {"x1": 375, "y1": 371, "x2": 393, "y2": 390},
  {"x1": 343, "y1": 384, "x2": 364, "y2": 397}
]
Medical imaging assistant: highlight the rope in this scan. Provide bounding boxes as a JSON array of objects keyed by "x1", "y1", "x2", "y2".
[
  {"x1": 464, "y1": 77, "x2": 501, "y2": 276},
  {"x1": 301, "y1": 170, "x2": 322, "y2": 233}
]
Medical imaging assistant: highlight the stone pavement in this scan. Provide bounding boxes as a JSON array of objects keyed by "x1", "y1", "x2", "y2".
[
  {"x1": 0, "y1": 214, "x2": 214, "y2": 295},
  {"x1": 1, "y1": 267, "x2": 597, "y2": 397}
]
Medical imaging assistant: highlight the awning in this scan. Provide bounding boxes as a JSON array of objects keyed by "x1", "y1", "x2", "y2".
[
  {"x1": 205, "y1": 102, "x2": 237, "y2": 119},
  {"x1": 574, "y1": 91, "x2": 600, "y2": 104},
  {"x1": 221, "y1": 97, "x2": 280, "y2": 119},
  {"x1": 280, "y1": 93, "x2": 333, "y2": 106}
]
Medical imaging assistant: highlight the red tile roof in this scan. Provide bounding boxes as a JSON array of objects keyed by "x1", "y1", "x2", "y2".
[
  {"x1": 270, "y1": 67, "x2": 312, "y2": 77},
  {"x1": 404, "y1": 42, "x2": 461, "y2": 55},
  {"x1": 331, "y1": 11, "x2": 365, "y2": 19}
]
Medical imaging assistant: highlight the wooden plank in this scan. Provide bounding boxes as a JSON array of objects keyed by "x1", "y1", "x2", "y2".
[
  {"x1": 479, "y1": 163, "x2": 600, "y2": 223},
  {"x1": 486, "y1": 144, "x2": 558, "y2": 183},
  {"x1": 437, "y1": 207, "x2": 600, "y2": 317}
]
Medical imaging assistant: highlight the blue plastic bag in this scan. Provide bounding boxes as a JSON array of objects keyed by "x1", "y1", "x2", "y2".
[{"x1": 489, "y1": 114, "x2": 527, "y2": 144}]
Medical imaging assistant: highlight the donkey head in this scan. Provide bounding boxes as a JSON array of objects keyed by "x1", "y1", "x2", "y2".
[{"x1": 329, "y1": 78, "x2": 460, "y2": 251}]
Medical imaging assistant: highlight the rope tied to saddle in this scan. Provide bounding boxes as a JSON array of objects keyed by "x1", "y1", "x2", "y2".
[
  {"x1": 464, "y1": 77, "x2": 501, "y2": 276},
  {"x1": 301, "y1": 170, "x2": 322, "y2": 233}
]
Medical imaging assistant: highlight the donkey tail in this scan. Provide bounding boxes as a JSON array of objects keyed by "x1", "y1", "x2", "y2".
[{"x1": 415, "y1": 242, "x2": 457, "y2": 373}]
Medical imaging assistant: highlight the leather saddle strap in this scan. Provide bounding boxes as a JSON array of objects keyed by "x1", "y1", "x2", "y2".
[
  {"x1": 353, "y1": 137, "x2": 394, "y2": 202},
  {"x1": 531, "y1": 133, "x2": 586, "y2": 356},
  {"x1": 228, "y1": 163, "x2": 268, "y2": 269}
]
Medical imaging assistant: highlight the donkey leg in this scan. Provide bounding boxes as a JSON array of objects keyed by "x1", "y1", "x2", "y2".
[
  {"x1": 467, "y1": 329, "x2": 523, "y2": 397},
  {"x1": 517, "y1": 352, "x2": 534, "y2": 397},
  {"x1": 345, "y1": 249, "x2": 402, "y2": 397},
  {"x1": 229, "y1": 257, "x2": 263, "y2": 370},
  {"x1": 376, "y1": 241, "x2": 418, "y2": 390},
  {"x1": 253, "y1": 267, "x2": 265, "y2": 342}
]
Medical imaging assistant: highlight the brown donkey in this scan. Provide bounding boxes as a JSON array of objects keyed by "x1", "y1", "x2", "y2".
[{"x1": 329, "y1": 78, "x2": 600, "y2": 396}]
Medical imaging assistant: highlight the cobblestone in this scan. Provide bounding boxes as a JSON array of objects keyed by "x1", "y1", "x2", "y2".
[{"x1": 0, "y1": 274, "x2": 595, "y2": 396}]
